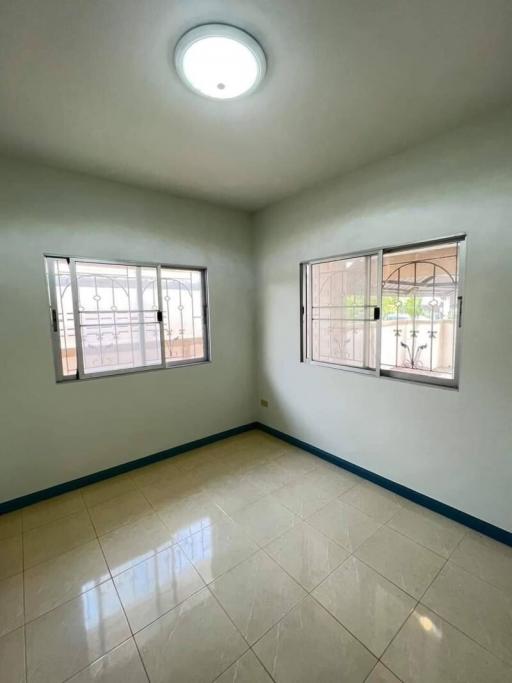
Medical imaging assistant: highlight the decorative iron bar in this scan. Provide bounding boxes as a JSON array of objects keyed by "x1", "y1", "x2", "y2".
[
  {"x1": 45, "y1": 257, "x2": 208, "y2": 381},
  {"x1": 310, "y1": 255, "x2": 377, "y2": 368},
  {"x1": 381, "y1": 249, "x2": 458, "y2": 376}
]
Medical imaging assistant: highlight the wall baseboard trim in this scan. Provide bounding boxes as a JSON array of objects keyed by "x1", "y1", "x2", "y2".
[
  {"x1": 255, "y1": 421, "x2": 512, "y2": 547},
  {"x1": 3, "y1": 419, "x2": 510, "y2": 548},
  {"x1": 0, "y1": 422, "x2": 257, "y2": 514}
]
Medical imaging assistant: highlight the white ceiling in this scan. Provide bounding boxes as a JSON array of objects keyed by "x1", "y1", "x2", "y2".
[{"x1": 1, "y1": 0, "x2": 511, "y2": 210}]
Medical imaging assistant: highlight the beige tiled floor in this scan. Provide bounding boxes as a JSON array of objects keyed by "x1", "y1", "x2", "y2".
[{"x1": 0, "y1": 429, "x2": 511, "y2": 682}]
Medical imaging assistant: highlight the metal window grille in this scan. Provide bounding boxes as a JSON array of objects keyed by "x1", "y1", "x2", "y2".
[
  {"x1": 45, "y1": 256, "x2": 209, "y2": 382},
  {"x1": 301, "y1": 236, "x2": 465, "y2": 388}
]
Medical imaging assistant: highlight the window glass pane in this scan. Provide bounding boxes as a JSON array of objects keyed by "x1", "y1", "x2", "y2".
[
  {"x1": 46, "y1": 257, "x2": 77, "y2": 377},
  {"x1": 161, "y1": 268, "x2": 206, "y2": 363},
  {"x1": 310, "y1": 255, "x2": 378, "y2": 369},
  {"x1": 381, "y1": 241, "x2": 460, "y2": 380},
  {"x1": 75, "y1": 261, "x2": 163, "y2": 374}
]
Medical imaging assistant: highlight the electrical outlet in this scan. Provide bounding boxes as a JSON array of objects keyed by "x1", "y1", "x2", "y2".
[{"x1": 260, "y1": 398, "x2": 269, "y2": 408}]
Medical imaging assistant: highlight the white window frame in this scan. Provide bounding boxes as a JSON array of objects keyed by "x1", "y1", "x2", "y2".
[
  {"x1": 45, "y1": 255, "x2": 210, "y2": 382},
  {"x1": 301, "y1": 235, "x2": 466, "y2": 389}
]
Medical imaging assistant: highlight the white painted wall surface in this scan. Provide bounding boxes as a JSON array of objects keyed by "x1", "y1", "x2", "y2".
[
  {"x1": 0, "y1": 158, "x2": 255, "y2": 502},
  {"x1": 254, "y1": 108, "x2": 512, "y2": 531}
]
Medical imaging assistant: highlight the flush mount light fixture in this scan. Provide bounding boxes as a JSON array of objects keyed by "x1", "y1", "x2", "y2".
[{"x1": 174, "y1": 24, "x2": 266, "y2": 100}]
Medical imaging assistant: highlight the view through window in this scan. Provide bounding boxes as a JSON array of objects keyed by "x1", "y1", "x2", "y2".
[
  {"x1": 381, "y1": 242, "x2": 460, "y2": 381},
  {"x1": 308, "y1": 254, "x2": 378, "y2": 370},
  {"x1": 302, "y1": 237, "x2": 464, "y2": 387},
  {"x1": 45, "y1": 257, "x2": 209, "y2": 381}
]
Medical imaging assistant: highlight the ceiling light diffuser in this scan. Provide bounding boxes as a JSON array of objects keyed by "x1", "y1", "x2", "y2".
[{"x1": 174, "y1": 24, "x2": 266, "y2": 100}]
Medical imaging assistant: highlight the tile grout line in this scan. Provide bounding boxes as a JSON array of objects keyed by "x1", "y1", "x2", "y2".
[
  {"x1": 21, "y1": 573, "x2": 114, "y2": 631},
  {"x1": 9, "y1": 434, "x2": 512, "y2": 682},
  {"x1": 58, "y1": 637, "x2": 137, "y2": 683},
  {"x1": 21, "y1": 518, "x2": 28, "y2": 683},
  {"x1": 21, "y1": 506, "x2": 499, "y2": 680},
  {"x1": 376, "y1": 529, "x2": 462, "y2": 673},
  {"x1": 249, "y1": 647, "x2": 277, "y2": 683},
  {"x1": 250, "y1": 488, "x2": 483, "y2": 679},
  {"x1": 414, "y1": 600, "x2": 512, "y2": 670},
  {"x1": 408, "y1": 524, "x2": 512, "y2": 669},
  {"x1": 107, "y1": 572, "x2": 152, "y2": 683},
  {"x1": 141, "y1": 436, "x2": 512, "y2": 676},
  {"x1": 12, "y1": 452, "x2": 452, "y2": 680},
  {"x1": 204, "y1": 585, "x2": 254, "y2": 675},
  {"x1": 415, "y1": 566, "x2": 512, "y2": 669},
  {"x1": 243, "y1": 536, "x2": 382, "y2": 669},
  {"x1": 80, "y1": 489, "x2": 152, "y2": 683},
  {"x1": 355, "y1": 515, "x2": 456, "y2": 672},
  {"x1": 21, "y1": 493, "x2": 136, "y2": 683},
  {"x1": 364, "y1": 661, "x2": 405, "y2": 683}
]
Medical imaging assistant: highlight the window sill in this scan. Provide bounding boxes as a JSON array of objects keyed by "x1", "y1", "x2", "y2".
[
  {"x1": 56, "y1": 359, "x2": 211, "y2": 383},
  {"x1": 302, "y1": 359, "x2": 458, "y2": 390}
]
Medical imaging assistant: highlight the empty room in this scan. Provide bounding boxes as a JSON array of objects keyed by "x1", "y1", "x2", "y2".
[{"x1": 1, "y1": 2, "x2": 511, "y2": 682}]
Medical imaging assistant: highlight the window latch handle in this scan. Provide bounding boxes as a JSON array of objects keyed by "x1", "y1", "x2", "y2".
[
  {"x1": 156, "y1": 310, "x2": 163, "y2": 323},
  {"x1": 51, "y1": 308, "x2": 58, "y2": 332},
  {"x1": 373, "y1": 306, "x2": 381, "y2": 321},
  {"x1": 457, "y1": 296, "x2": 463, "y2": 328}
]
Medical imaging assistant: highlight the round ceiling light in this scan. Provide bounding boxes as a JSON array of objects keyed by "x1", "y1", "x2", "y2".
[{"x1": 174, "y1": 24, "x2": 266, "y2": 100}]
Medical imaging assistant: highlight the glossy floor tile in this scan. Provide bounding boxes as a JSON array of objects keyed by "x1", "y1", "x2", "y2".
[
  {"x1": 22, "y1": 491, "x2": 86, "y2": 532},
  {"x1": 208, "y1": 475, "x2": 264, "y2": 516},
  {"x1": 0, "y1": 573, "x2": 24, "y2": 637},
  {"x1": 88, "y1": 490, "x2": 153, "y2": 535},
  {"x1": 210, "y1": 550, "x2": 306, "y2": 644},
  {"x1": 230, "y1": 495, "x2": 297, "y2": 546},
  {"x1": 365, "y1": 663, "x2": 402, "y2": 683},
  {"x1": 0, "y1": 510, "x2": 22, "y2": 540},
  {"x1": 179, "y1": 518, "x2": 258, "y2": 583},
  {"x1": 135, "y1": 588, "x2": 247, "y2": 683},
  {"x1": 26, "y1": 580, "x2": 130, "y2": 683},
  {"x1": 67, "y1": 639, "x2": 148, "y2": 683},
  {"x1": 215, "y1": 650, "x2": 273, "y2": 682},
  {"x1": 387, "y1": 503, "x2": 466, "y2": 558},
  {"x1": 303, "y1": 464, "x2": 360, "y2": 497},
  {"x1": 307, "y1": 497, "x2": 381, "y2": 552},
  {"x1": 0, "y1": 534, "x2": 23, "y2": 580},
  {"x1": 243, "y1": 460, "x2": 298, "y2": 494},
  {"x1": 313, "y1": 556, "x2": 415, "y2": 656},
  {"x1": 253, "y1": 596, "x2": 376, "y2": 683},
  {"x1": 114, "y1": 544, "x2": 204, "y2": 632},
  {"x1": 129, "y1": 459, "x2": 183, "y2": 489},
  {"x1": 99, "y1": 513, "x2": 174, "y2": 576},
  {"x1": 450, "y1": 529, "x2": 512, "y2": 592},
  {"x1": 23, "y1": 510, "x2": 95, "y2": 569},
  {"x1": 265, "y1": 520, "x2": 349, "y2": 591},
  {"x1": 272, "y1": 478, "x2": 336, "y2": 519},
  {"x1": 355, "y1": 526, "x2": 445, "y2": 598},
  {"x1": 141, "y1": 470, "x2": 205, "y2": 507},
  {"x1": 341, "y1": 482, "x2": 403, "y2": 523},
  {"x1": 273, "y1": 448, "x2": 319, "y2": 477},
  {"x1": 24, "y1": 539, "x2": 110, "y2": 621},
  {"x1": 422, "y1": 561, "x2": 512, "y2": 665},
  {"x1": 3, "y1": 430, "x2": 511, "y2": 682},
  {"x1": 81, "y1": 473, "x2": 137, "y2": 509},
  {"x1": 0, "y1": 626, "x2": 26, "y2": 683},
  {"x1": 382, "y1": 605, "x2": 512, "y2": 682},
  {"x1": 155, "y1": 490, "x2": 230, "y2": 543}
]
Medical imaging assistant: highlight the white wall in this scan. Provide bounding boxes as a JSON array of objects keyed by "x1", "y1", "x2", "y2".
[
  {"x1": 0, "y1": 158, "x2": 255, "y2": 502},
  {"x1": 254, "y1": 108, "x2": 512, "y2": 532}
]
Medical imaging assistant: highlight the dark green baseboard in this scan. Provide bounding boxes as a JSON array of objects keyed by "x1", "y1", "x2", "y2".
[
  {"x1": 255, "y1": 421, "x2": 512, "y2": 547},
  {"x1": 2, "y1": 419, "x2": 510, "y2": 548},
  {"x1": 0, "y1": 422, "x2": 257, "y2": 514}
]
